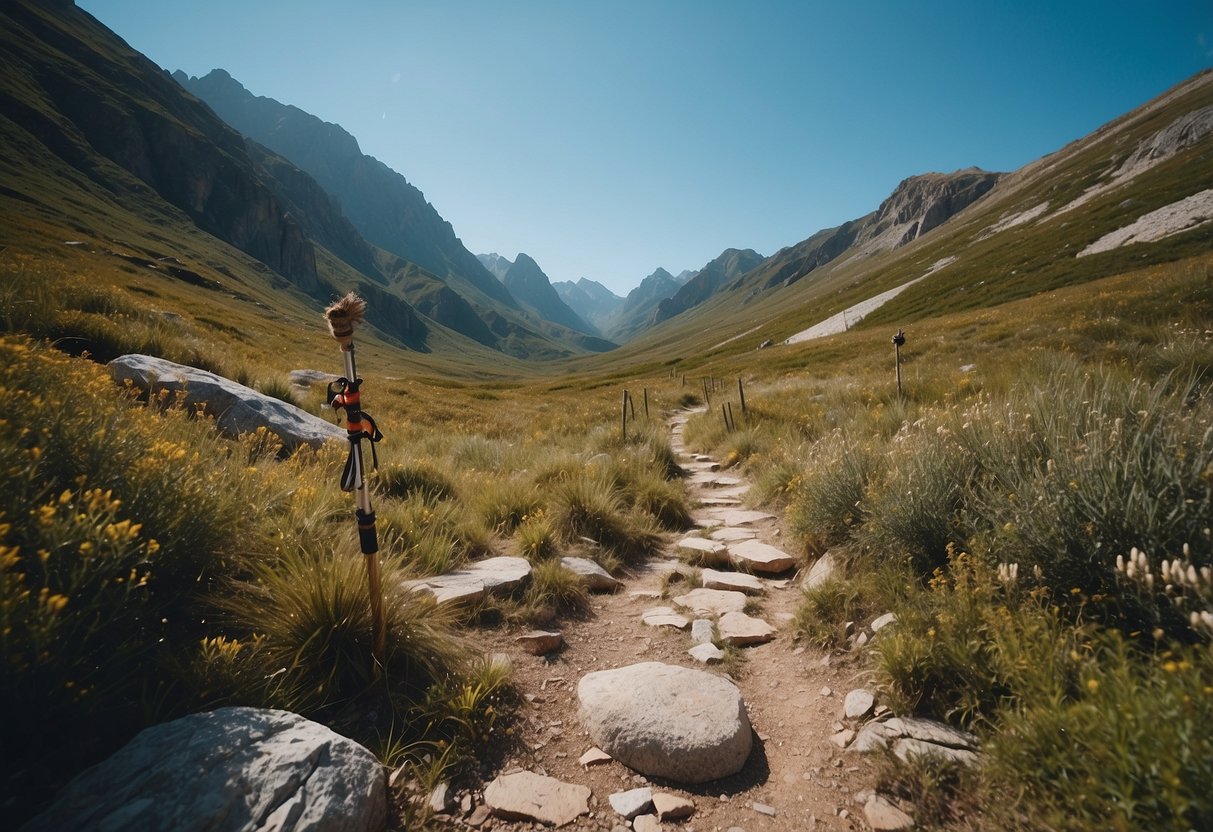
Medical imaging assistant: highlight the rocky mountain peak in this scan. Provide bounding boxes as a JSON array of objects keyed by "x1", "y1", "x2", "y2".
[{"x1": 872, "y1": 169, "x2": 1001, "y2": 244}]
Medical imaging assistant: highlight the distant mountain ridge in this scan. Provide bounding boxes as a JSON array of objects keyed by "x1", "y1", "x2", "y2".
[
  {"x1": 605, "y1": 267, "x2": 686, "y2": 341},
  {"x1": 653, "y1": 248, "x2": 764, "y2": 323},
  {"x1": 552, "y1": 277, "x2": 623, "y2": 331},
  {"x1": 477, "y1": 253, "x2": 513, "y2": 281},
  {"x1": 502, "y1": 253, "x2": 604, "y2": 340}
]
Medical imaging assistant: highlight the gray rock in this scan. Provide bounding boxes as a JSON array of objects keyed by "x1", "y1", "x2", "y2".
[
  {"x1": 577, "y1": 662, "x2": 752, "y2": 783},
  {"x1": 483, "y1": 771, "x2": 590, "y2": 826},
  {"x1": 709, "y1": 509, "x2": 775, "y2": 527},
  {"x1": 672, "y1": 588, "x2": 748, "y2": 617},
  {"x1": 870, "y1": 612, "x2": 897, "y2": 632},
  {"x1": 690, "y1": 618, "x2": 715, "y2": 645},
  {"x1": 22, "y1": 707, "x2": 385, "y2": 832},
  {"x1": 585, "y1": 453, "x2": 614, "y2": 469},
  {"x1": 404, "y1": 556, "x2": 531, "y2": 606},
  {"x1": 843, "y1": 689, "x2": 876, "y2": 720},
  {"x1": 728, "y1": 540, "x2": 796, "y2": 574},
  {"x1": 608, "y1": 787, "x2": 653, "y2": 819},
  {"x1": 109, "y1": 354, "x2": 345, "y2": 450},
  {"x1": 700, "y1": 568, "x2": 765, "y2": 595},
  {"x1": 688, "y1": 643, "x2": 725, "y2": 664},
  {"x1": 560, "y1": 557, "x2": 623, "y2": 592},
  {"x1": 633, "y1": 815, "x2": 663, "y2": 832},
  {"x1": 579, "y1": 747, "x2": 613, "y2": 767},
  {"x1": 717, "y1": 611, "x2": 776, "y2": 646},
  {"x1": 830, "y1": 729, "x2": 856, "y2": 749},
  {"x1": 805, "y1": 552, "x2": 839, "y2": 588},
  {"x1": 753, "y1": 802, "x2": 777, "y2": 816},
  {"x1": 898, "y1": 717, "x2": 979, "y2": 749}
]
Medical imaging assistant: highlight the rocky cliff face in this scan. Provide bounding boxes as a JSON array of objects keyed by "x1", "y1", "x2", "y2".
[
  {"x1": 477, "y1": 253, "x2": 514, "y2": 281},
  {"x1": 862, "y1": 168, "x2": 1001, "y2": 250},
  {"x1": 0, "y1": 7, "x2": 323, "y2": 295},
  {"x1": 752, "y1": 168, "x2": 1001, "y2": 292},
  {"x1": 178, "y1": 70, "x2": 517, "y2": 311}
]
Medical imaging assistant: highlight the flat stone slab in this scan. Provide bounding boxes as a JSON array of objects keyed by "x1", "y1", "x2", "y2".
[
  {"x1": 689, "y1": 512, "x2": 725, "y2": 529},
  {"x1": 710, "y1": 527, "x2": 757, "y2": 542},
  {"x1": 717, "y1": 611, "x2": 776, "y2": 646},
  {"x1": 688, "y1": 643, "x2": 725, "y2": 664},
  {"x1": 642, "y1": 607, "x2": 690, "y2": 630},
  {"x1": 697, "y1": 496, "x2": 742, "y2": 507},
  {"x1": 484, "y1": 770, "x2": 590, "y2": 826},
  {"x1": 560, "y1": 557, "x2": 623, "y2": 592},
  {"x1": 708, "y1": 509, "x2": 774, "y2": 527},
  {"x1": 672, "y1": 588, "x2": 747, "y2": 617},
  {"x1": 577, "y1": 662, "x2": 752, "y2": 783},
  {"x1": 405, "y1": 556, "x2": 531, "y2": 606},
  {"x1": 674, "y1": 537, "x2": 728, "y2": 564},
  {"x1": 23, "y1": 707, "x2": 384, "y2": 832},
  {"x1": 864, "y1": 794, "x2": 915, "y2": 831},
  {"x1": 728, "y1": 539, "x2": 796, "y2": 574},
  {"x1": 893, "y1": 737, "x2": 981, "y2": 767},
  {"x1": 701, "y1": 568, "x2": 764, "y2": 595},
  {"x1": 851, "y1": 716, "x2": 980, "y2": 765}
]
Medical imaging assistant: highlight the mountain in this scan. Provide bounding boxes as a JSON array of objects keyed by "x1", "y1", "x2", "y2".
[
  {"x1": 604, "y1": 267, "x2": 685, "y2": 341},
  {"x1": 600, "y1": 71, "x2": 1213, "y2": 363},
  {"x1": 653, "y1": 248, "x2": 765, "y2": 323},
  {"x1": 174, "y1": 69, "x2": 613, "y2": 358},
  {"x1": 745, "y1": 168, "x2": 1002, "y2": 292},
  {"x1": 176, "y1": 70, "x2": 516, "y2": 309},
  {"x1": 552, "y1": 277, "x2": 624, "y2": 331},
  {"x1": 673, "y1": 269, "x2": 699, "y2": 284},
  {"x1": 502, "y1": 253, "x2": 607, "y2": 342},
  {"x1": 477, "y1": 252, "x2": 513, "y2": 281}
]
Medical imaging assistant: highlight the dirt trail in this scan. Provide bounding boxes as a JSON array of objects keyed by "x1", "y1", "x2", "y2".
[{"x1": 473, "y1": 408, "x2": 877, "y2": 831}]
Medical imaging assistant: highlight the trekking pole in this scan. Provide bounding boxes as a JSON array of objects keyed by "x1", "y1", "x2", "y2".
[{"x1": 324, "y1": 293, "x2": 387, "y2": 678}]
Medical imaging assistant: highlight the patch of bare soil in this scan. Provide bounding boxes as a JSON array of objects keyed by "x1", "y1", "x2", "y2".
[{"x1": 427, "y1": 410, "x2": 880, "y2": 831}]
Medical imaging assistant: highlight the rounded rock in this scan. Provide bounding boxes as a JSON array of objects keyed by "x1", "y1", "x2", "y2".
[{"x1": 577, "y1": 662, "x2": 752, "y2": 784}]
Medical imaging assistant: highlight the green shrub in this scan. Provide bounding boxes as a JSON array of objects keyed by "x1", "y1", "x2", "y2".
[
  {"x1": 549, "y1": 475, "x2": 660, "y2": 563},
  {"x1": 522, "y1": 558, "x2": 589, "y2": 619},
  {"x1": 515, "y1": 511, "x2": 558, "y2": 561},
  {"x1": 794, "y1": 577, "x2": 865, "y2": 649}
]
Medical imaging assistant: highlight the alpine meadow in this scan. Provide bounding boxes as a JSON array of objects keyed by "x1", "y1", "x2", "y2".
[{"x1": 2, "y1": 2, "x2": 1212, "y2": 830}]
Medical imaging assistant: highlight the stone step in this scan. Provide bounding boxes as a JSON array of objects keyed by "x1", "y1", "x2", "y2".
[
  {"x1": 641, "y1": 607, "x2": 690, "y2": 630},
  {"x1": 710, "y1": 526, "x2": 757, "y2": 542},
  {"x1": 404, "y1": 556, "x2": 531, "y2": 606},
  {"x1": 717, "y1": 611, "x2": 776, "y2": 646},
  {"x1": 674, "y1": 537, "x2": 729, "y2": 565},
  {"x1": 700, "y1": 568, "x2": 764, "y2": 595},
  {"x1": 729, "y1": 539, "x2": 797, "y2": 574},
  {"x1": 671, "y1": 588, "x2": 748, "y2": 617}
]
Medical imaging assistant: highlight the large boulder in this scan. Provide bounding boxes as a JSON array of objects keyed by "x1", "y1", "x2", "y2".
[
  {"x1": 577, "y1": 662, "x2": 752, "y2": 783},
  {"x1": 109, "y1": 354, "x2": 344, "y2": 450},
  {"x1": 22, "y1": 707, "x2": 385, "y2": 832}
]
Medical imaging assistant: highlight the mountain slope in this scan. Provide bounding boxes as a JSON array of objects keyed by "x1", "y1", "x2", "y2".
[
  {"x1": 552, "y1": 277, "x2": 623, "y2": 331},
  {"x1": 605, "y1": 267, "x2": 684, "y2": 341},
  {"x1": 653, "y1": 247, "x2": 765, "y2": 323},
  {"x1": 591, "y1": 71, "x2": 1213, "y2": 371},
  {"x1": 177, "y1": 69, "x2": 516, "y2": 311},
  {"x1": 503, "y1": 253, "x2": 606, "y2": 342}
]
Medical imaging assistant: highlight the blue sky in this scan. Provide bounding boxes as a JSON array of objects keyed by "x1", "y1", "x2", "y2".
[{"x1": 80, "y1": 1, "x2": 1211, "y2": 295}]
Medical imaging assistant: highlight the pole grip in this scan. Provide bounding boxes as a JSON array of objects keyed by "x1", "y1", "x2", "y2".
[{"x1": 356, "y1": 508, "x2": 378, "y2": 555}]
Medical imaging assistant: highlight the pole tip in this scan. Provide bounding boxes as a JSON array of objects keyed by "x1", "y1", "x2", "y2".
[{"x1": 325, "y1": 293, "x2": 367, "y2": 346}]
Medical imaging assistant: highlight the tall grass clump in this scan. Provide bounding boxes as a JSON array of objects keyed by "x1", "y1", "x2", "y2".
[
  {"x1": 549, "y1": 475, "x2": 660, "y2": 564},
  {"x1": 375, "y1": 460, "x2": 457, "y2": 502},
  {"x1": 785, "y1": 431, "x2": 878, "y2": 554}
]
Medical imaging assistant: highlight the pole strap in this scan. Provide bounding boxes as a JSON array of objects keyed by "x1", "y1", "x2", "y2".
[{"x1": 329, "y1": 377, "x2": 384, "y2": 492}]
